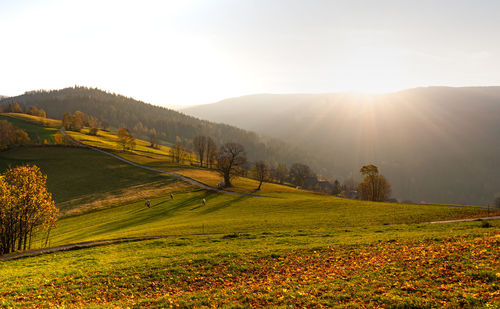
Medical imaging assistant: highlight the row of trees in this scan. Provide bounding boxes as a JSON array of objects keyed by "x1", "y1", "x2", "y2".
[
  {"x1": 0, "y1": 120, "x2": 30, "y2": 150},
  {"x1": 0, "y1": 165, "x2": 58, "y2": 254},
  {"x1": 62, "y1": 111, "x2": 100, "y2": 135},
  {"x1": 193, "y1": 135, "x2": 217, "y2": 168},
  {"x1": 0, "y1": 87, "x2": 317, "y2": 174},
  {"x1": 209, "y1": 141, "x2": 320, "y2": 191},
  {"x1": 0, "y1": 102, "x2": 47, "y2": 118}
]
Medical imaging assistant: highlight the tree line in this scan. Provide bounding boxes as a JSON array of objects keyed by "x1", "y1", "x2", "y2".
[
  {"x1": 0, "y1": 86, "x2": 319, "y2": 172},
  {"x1": 191, "y1": 135, "x2": 393, "y2": 200},
  {"x1": 0, "y1": 101, "x2": 47, "y2": 118}
]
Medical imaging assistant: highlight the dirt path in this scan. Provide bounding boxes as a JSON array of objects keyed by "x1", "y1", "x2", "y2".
[
  {"x1": 3, "y1": 216, "x2": 499, "y2": 261},
  {"x1": 0, "y1": 233, "x2": 226, "y2": 261},
  {"x1": 60, "y1": 129, "x2": 277, "y2": 198},
  {"x1": 428, "y1": 215, "x2": 500, "y2": 224}
]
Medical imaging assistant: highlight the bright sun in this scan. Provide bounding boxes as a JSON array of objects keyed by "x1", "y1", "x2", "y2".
[{"x1": 335, "y1": 47, "x2": 408, "y2": 94}]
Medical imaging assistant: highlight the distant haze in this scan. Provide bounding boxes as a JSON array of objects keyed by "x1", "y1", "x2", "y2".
[
  {"x1": 183, "y1": 86, "x2": 500, "y2": 205},
  {"x1": 1, "y1": 0, "x2": 500, "y2": 107}
]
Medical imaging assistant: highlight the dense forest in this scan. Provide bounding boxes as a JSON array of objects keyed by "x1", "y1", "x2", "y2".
[
  {"x1": 0, "y1": 87, "x2": 318, "y2": 172},
  {"x1": 184, "y1": 87, "x2": 500, "y2": 205}
]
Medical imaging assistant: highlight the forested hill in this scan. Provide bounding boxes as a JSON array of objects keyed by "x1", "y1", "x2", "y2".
[
  {"x1": 183, "y1": 87, "x2": 500, "y2": 206},
  {"x1": 0, "y1": 87, "x2": 317, "y2": 169}
]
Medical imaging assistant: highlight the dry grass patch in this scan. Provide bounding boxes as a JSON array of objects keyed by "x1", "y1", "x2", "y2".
[
  {"x1": 59, "y1": 180, "x2": 195, "y2": 217},
  {"x1": 175, "y1": 168, "x2": 304, "y2": 194}
]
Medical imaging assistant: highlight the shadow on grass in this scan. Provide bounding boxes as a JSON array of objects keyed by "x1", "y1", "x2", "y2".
[
  {"x1": 72, "y1": 191, "x2": 224, "y2": 240},
  {"x1": 200, "y1": 195, "x2": 250, "y2": 215}
]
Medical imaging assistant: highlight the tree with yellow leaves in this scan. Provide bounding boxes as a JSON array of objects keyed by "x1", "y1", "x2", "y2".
[
  {"x1": 0, "y1": 165, "x2": 58, "y2": 254},
  {"x1": 358, "y1": 164, "x2": 392, "y2": 202},
  {"x1": 117, "y1": 128, "x2": 136, "y2": 150}
]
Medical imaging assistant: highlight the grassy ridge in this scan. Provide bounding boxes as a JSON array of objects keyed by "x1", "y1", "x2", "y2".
[{"x1": 0, "y1": 113, "x2": 59, "y2": 143}]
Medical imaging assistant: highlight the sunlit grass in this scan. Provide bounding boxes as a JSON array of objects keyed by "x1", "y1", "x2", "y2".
[
  {"x1": 0, "y1": 113, "x2": 59, "y2": 144},
  {"x1": 68, "y1": 126, "x2": 300, "y2": 194},
  {"x1": 0, "y1": 112, "x2": 61, "y2": 128},
  {"x1": 39, "y1": 189, "x2": 495, "y2": 247},
  {"x1": 1, "y1": 223, "x2": 498, "y2": 308}
]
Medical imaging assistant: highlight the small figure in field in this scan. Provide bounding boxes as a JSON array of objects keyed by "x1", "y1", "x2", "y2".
[
  {"x1": 170, "y1": 193, "x2": 174, "y2": 200},
  {"x1": 202, "y1": 198, "x2": 206, "y2": 206},
  {"x1": 145, "y1": 200, "x2": 151, "y2": 208}
]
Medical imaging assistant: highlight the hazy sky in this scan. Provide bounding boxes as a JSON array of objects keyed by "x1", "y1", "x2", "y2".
[{"x1": 1, "y1": 0, "x2": 499, "y2": 108}]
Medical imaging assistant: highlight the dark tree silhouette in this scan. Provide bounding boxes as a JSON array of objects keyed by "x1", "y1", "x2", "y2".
[
  {"x1": 217, "y1": 142, "x2": 247, "y2": 187},
  {"x1": 254, "y1": 160, "x2": 269, "y2": 190},
  {"x1": 193, "y1": 135, "x2": 207, "y2": 167},
  {"x1": 289, "y1": 163, "x2": 314, "y2": 187}
]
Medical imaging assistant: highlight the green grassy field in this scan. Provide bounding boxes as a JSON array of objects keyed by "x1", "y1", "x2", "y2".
[
  {"x1": 65, "y1": 126, "x2": 301, "y2": 195},
  {"x1": 1, "y1": 222, "x2": 498, "y2": 308},
  {"x1": 45, "y1": 190, "x2": 497, "y2": 246},
  {"x1": 1, "y1": 114, "x2": 499, "y2": 307},
  {"x1": 0, "y1": 147, "x2": 184, "y2": 215},
  {"x1": 0, "y1": 113, "x2": 59, "y2": 144}
]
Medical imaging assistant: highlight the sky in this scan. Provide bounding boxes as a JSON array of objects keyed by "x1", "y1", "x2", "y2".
[{"x1": 1, "y1": 0, "x2": 500, "y2": 108}]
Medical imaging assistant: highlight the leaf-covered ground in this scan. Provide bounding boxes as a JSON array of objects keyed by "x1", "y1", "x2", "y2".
[{"x1": 2, "y1": 232, "x2": 498, "y2": 308}]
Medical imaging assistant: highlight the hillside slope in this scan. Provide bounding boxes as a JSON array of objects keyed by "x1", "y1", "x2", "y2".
[
  {"x1": 183, "y1": 87, "x2": 500, "y2": 205},
  {"x1": 0, "y1": 87, "x2": 317, "y2": 170}
]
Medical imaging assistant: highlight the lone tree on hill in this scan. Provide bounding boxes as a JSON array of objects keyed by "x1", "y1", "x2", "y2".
[
  {"x1": 254, "y1": 160, "x2": 269, "y2": 190},
  {"x1": 0, "y1": 165, "x2": 58, "y2": 254},
  {"x1": 217, "y1": 142, "x2": 247, "y2": 187},
  {"x1": 117, "y1": 128, "x2": 136, "y2": 150},
  {"x1": 358, "y1": 164, "x2": 391, "y2": 202}
]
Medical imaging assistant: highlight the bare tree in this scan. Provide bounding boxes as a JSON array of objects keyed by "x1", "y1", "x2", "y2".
[
  {"x1": 206, "y1": 137, "x2": 217, "y2": 169},
  {"x1": 289, "y1": 163, "x2": 313, "y2": 187},
  {"x1": 172, "y1": 143, "x2": 187, "y2": 164},
  {"x1": 274, "y1": 163, "x2": 288, "y2": 184},
  {"x1": 254, "y1": 161, "x2": 269, "y2": 190},
  {"x1": 193, "y1": 135, "x2": 207, "y2": 167},
  {"x1": 149, "y1": 128, "x2": 159, "y2": 148},
  {"x1": 217, "y1": 142, "x2": 246, "y2": 187}
]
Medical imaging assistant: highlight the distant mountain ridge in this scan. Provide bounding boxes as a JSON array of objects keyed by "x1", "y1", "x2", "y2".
[
  {"x1": 0, "y1": 87, "x2": 318, "y2": 172},
  {"x1": 183, "y1": 87, "x2": 500, "y2": 205}
]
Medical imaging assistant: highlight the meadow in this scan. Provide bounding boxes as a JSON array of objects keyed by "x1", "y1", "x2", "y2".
[
  {"x1": 0, "y1": 113, "x2": 59, "y2": 144},
  {"x1": 0, "y1": 113, "x2": 498, "y2": 308},
  {"x1": 0, "y1": 221, "x2": 498, "y2": 308}
]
